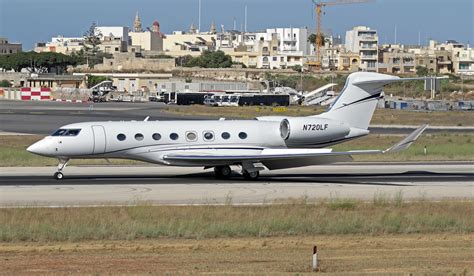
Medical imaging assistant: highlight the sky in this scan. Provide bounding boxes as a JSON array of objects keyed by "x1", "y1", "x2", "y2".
[{"x1": 0, "y1": 0, "x2": 473, "y2": 50}]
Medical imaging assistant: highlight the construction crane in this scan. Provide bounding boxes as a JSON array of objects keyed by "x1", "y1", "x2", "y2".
[{"x1": 307, "y1": 0, "x2": 370, "y2": 70}]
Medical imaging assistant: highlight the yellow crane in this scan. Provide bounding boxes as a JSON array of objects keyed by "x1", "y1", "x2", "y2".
[{"x1": 308, "y1": 0, "x2": 370, "y2": 70}]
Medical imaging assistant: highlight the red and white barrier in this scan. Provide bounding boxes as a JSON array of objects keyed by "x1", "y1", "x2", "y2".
[{"x1": 21, "y1": 87, "x2": 51, "y2": 101}]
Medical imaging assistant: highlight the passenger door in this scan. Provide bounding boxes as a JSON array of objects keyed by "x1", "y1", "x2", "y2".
[{"x1": 92, "y1": 125, "x2": 106, "y2": 154}]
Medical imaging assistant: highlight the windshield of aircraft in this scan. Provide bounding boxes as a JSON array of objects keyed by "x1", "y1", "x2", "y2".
[{"x1": 51, "y1": 129, "x2": 82, "y2": 136}]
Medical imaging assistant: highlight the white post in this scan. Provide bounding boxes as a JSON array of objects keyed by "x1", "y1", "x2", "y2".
[{"x1": 312, "y1": 245, "x2": 318, "y2": 272}]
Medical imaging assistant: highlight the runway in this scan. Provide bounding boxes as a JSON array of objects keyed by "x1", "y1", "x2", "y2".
[{"x1": 1, "y1": 163, "x2": 472, "y2": 206}]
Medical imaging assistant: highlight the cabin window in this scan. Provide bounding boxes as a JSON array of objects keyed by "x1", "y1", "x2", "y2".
[
  {"x1": 221, "y1": 132, "x2": 230, "y2": 140},
  {"x1": 170, "y1": 133, "x2": 179, "y2": 140},
  {"x1": 135, "y1": 133, "x2": 144, "y2": 141},
  {"x1": 152, "y1": 133, "x2": 161, "y2": 141},
  {"x1": 203, "y1": 131, "x2": 214, "y2": 141},
  {"x1": 117, "y1": 134, "x2": 126, "y2": 141},
  {"x1": 238, "y1": 132, "x2": 247, "y2": 139},
  {"x1": 186, "y1": 131, "x2": 197, "y2": 142}
]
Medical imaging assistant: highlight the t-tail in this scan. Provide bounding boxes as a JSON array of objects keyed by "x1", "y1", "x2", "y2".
[{"x1": 317, "y1": 72, "x2": 447, "y2": 130}]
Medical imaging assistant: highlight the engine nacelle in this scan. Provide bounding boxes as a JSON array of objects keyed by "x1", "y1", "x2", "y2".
[{"x1": 279, "y1": 117, "x2": 350, "y2": 146}]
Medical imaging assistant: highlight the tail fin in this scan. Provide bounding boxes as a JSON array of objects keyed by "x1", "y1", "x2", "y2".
[{"x1": 317, "y1": 72, "x2": 399, "y2": 130}]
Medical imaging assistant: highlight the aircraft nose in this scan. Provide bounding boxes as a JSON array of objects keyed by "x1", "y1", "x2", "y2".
[{"x1": 27, "y1": 139, "x2": 54, "y2": 156}]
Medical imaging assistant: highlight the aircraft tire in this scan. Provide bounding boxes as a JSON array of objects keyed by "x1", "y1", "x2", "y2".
[
  {"x1": 214, "y1": 166, "x2": 232, "y2": 179},
  {"x1": 54, "y1": 172, "x2": 64, "y2": 180},
  {"x1": 243, "y1": 170, "x2": 259, "y2": 180}
]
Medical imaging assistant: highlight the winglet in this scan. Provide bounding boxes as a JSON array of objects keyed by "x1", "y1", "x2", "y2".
[
  {"x1": 383, "y1": 124, "x2": 429, "y2": 153},
  {"x1": 144, "y1": 116, "x2": 150, "y2": 122}
]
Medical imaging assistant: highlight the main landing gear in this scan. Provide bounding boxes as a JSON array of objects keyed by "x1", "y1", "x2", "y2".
[
  {"x1": 213, "y1": 165, "x2": 260, "y2": 180},
  {"x1": 54, "y1": 158, "x2": 69, "y2": 180},
  {"x1": 214, "y1": 165, "x2": 232, "y2": 179}
]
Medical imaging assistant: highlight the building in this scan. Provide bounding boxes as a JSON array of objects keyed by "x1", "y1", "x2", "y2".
[
  {"x1": 130, "y1": 31, "x2": 163, "y2": 52},
  {"x1": 95, "y1": 52, "x2": 175, "y2": 72},
  {"x1": 378, "y1": 45, "x2": 416, "y2": 74},
  {"x1": 0, "y1": 37, "x2": 22, "y2": 55},
  {"x1": 163, "y1": 31, "x2": 216, "y2": 56},
  {"x1": 156, "y1": 81, "x2": 248, "y2": 93},
  {"x1": 74, "y1": 72, "x2": 172, "y2": 92},
  {"x1": 34, "y1": 36, "x2": 84, "y2": 55},
  {"x1": 337, "y1": 51, "x2": 360, "y2": 71},
  {"x1": 35, "y1": 26, "x2": 129, "y2": 55},
  {"x1": 263, "y1": 28, "x2": 310, "y2": 55},
  {"x1": 455, "y1": 48, "x2": 474, "y2": 75},
  {"x1": 345, "y1": 26, "x2": 378, "y2": 71},
  {"x1": 129, "y1": 14, "x2": 164, "y2": 52},
  {"x1": 26, "y1": 73, "x2": 86, "y2": 89}
]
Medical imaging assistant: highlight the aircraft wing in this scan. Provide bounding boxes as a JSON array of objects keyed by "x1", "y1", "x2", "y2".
[{"x1": 162, "y1": 125, "x2": 428, "y2": 169}]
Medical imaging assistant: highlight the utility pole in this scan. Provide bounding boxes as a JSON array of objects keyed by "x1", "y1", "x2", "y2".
[
  {"x1": 244, "y1": 5, "x2": 247, "y2": 32},
  {"x1": 198, "y1": 0, "x2": 201, "y2": 33}
]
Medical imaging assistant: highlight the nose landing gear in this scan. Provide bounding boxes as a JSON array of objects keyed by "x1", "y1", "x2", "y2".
[{"x1": 54, "y1": 158, "x2": 69, "y2": 180}]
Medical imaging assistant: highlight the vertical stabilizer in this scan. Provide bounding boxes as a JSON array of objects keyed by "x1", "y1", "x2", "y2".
[{"x1": 316, "y1": 72, "x2": 399, "y2": 130}]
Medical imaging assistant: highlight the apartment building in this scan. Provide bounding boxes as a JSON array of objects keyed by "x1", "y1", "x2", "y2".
[
  {"x1": 378, "y1": 45, "x2": 415, "y2": 74},
  {"x1": 0, "y1": 37, "x2": 22, "y2": 55},
  {"x1": 345, "y1": 26, "x2": 378, "y2": 71}
]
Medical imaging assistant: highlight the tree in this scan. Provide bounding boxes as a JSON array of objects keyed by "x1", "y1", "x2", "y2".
[
  {"x1": 86, "y1": 74, "x2": 108, "y2": 88},
  {"x1": 0, "y1": 80, "x2": 12, "y2": 87},
  {"x1": 416, "y1": 65, "x2": 429, "y2": 76},
  {"x1": 292, "y1": 65, "x2": 302, "y2": 72},
  {"x1": 0, "y1": 52, "x2": 78, "y2": 73},
  {"x1": 308, "y1": 33, "x2": 326, "y2": 46},
  {"x1": 83, "y1": 22, "x2": 103, "y2": 68},
  {"x1": 184, "y1": 51, "x2": 233, "y2": 68}
]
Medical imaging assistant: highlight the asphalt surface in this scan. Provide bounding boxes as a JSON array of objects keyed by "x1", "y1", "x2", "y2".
[
  {"x1": 2, "y1": 100, "x2": 473, "y2": 134},
  {"x1": 1, "y1": 163, "x2": 472, "y2": 206},
  {"x1": 0, "y1": 100, "x2": 204, "y2": 134}
]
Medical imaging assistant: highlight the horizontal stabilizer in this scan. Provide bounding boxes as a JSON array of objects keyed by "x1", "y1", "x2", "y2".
[{"x1": 383, "y1": 124, "x2": 429, "y2": 153}]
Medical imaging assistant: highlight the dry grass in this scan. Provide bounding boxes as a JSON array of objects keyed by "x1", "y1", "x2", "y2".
[
  {"x1": 1, "y1": 234, "x2": 472, "y2": 274},
  {"x1": 1, "y1": 200, "x2": 472, "y2": 243}
]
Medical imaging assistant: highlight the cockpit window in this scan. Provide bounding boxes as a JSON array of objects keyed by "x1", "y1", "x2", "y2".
[{"x1": 52, "y1": 129, "x2": 81, "y2": 136}]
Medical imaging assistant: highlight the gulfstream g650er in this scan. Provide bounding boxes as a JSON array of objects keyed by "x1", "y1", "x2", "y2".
[{"x1": 28, "y1": 72, "x2": 433, "y2": 180}]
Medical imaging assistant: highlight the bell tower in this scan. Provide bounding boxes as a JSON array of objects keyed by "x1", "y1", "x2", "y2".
[{"x1": 134, "y1": 12, "x2": 143, "y2": 32}]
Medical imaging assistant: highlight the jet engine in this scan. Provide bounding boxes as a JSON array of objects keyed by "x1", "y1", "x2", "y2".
[{"x1": 279, "y1": 117, "x2": 350, "y2": 146}]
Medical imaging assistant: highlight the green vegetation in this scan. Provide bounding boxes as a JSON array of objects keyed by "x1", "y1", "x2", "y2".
[
  {"x1": 264, "y1": 73, "x2": 346, "y2": 92},
  {"x1": 86, "y1": 74, "x2": 109, "y2": 88},
  {"x1": 0, "y1": 79, "x2": 12, "y2": 87},
  {"x1": 333, "y1": 132, "x2": 474, "y2": 161},
  {"x1": 147, "y1": 54, "x2": 173, "y2": 59},
  {"x1": 0, "y1": 51, "x2": 79, "y2": 74},
  {"x1": 184, "y1": 50, "x2": 233, "y2": 68},
  {"x1": 416, "y1": 65, "x2": 429, "y2": 76},
  {"x1": 0, "y1": 199, "x2": 472, "y2": 242}
]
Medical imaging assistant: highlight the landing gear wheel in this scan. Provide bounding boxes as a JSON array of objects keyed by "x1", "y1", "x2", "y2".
[
  {"x1": 54, "y1": 172, "x2": 64, "y2": 180},
  {"x1": 243, "y1": 170, "x2": 259, "y2": 180},
  {"x1": 214, "y1": 166, "x2": 232, "y2": 179}
]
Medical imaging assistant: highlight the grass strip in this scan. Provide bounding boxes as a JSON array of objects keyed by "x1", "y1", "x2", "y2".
[{"x1": 0, "y1": 199, "x2": 472, "y2": 242}]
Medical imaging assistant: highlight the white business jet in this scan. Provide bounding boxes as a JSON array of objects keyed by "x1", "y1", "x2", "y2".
[{"x1": 28, "y1": 72, "x2": 434, "y2": 180}]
